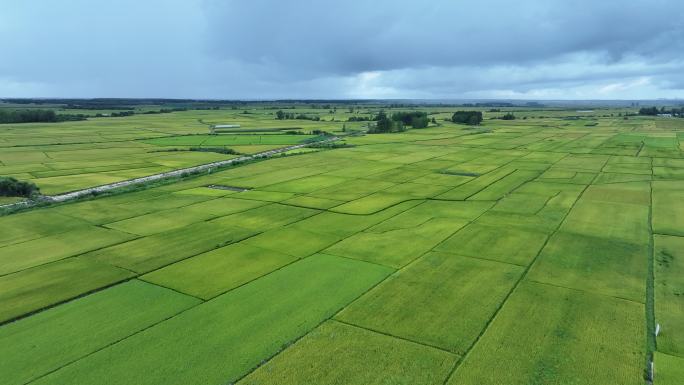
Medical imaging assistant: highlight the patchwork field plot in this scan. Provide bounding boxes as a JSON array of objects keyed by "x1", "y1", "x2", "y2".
[
  {"x1": 0, "y1": 280, "x2": 200, "y2": 385},
  {"x1": 447, "y1": 281, "x2": 645, "y2": 385},
  {"x1": 336, "y1": 252, "x2": 523, "y2": 354},
  {"x1": 31, "y1": 255, "x2": 392, "y2": 385},
  {"x1": 653, "y1": 235, "x2": 684, "y2": 357},
  {"x1": 240, "y1": 320, "x2": 457, "y2": 385},
  {"x1": 1, "y1": 107, "x2": 682, "y2": 385}
]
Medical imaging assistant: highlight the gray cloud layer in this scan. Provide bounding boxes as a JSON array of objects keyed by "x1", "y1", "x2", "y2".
[{"x1": 2, "y1": 0, "x2": 683, "y2": 99}]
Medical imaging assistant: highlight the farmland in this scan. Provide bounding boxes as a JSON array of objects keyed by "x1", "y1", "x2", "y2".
[{"x1": 1, "y1": 102, "x2": 683, "y2": 385}]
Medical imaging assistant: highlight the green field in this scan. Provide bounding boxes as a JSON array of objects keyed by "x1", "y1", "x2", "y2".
[{"x1": 1, "y1": 103, "x2": 683, "y2": 384}]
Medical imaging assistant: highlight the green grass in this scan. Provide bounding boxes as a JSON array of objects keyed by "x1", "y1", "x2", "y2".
[
  {"x1": 447, "y1": 281, "x2": 645, "y2": 385},
  {"x1": 325, "y1": 218, "x2": 468, "y2": 269},
  {"x1": 654, "y1": 352, "x2": 684, "y2": 385},
  {"x1": 143, "y1": 134, "x2": 315, "y2": 146},
  {"x1": 434, "y1": 223, "x2": 548, "y2": 266},
  {"x1": 332, "y1": 192, "x2": 410, "y2": 214},
  {"x1": 337, "y1": 252, "x2": 523, "y2": 354},
  {"x1": 141, "y1": 243, "x2": 298, "y2": 299},
  {"x1": 241, "y1": 227, "x2": 341, "y2": 257},
  {"x1": 239, "y1": 320, "x2": 457, "y2": 385},
  {"x1": 32, "y1": 254, "x2": 393, "y2": 385},
  {"x1": 210, "y1": 203, "x2": 319, "y2": 231},
  {"x1": 86, "y1": 221, "x2": 257, "y2": 273},
  {"x1": 436, "y1": 166, "x2": 515, "y2": 200},
  {"x1": 653, "y1": 181, "x2": 684, "y2": 236},
  {"x1": 0, "y1": 225, "x2": 135, "y2": 275},
  {"x1": 560, "y1": 199, "x2": 649, "y2": 244},
  {"x1": 3, "y1": 108, "x2": 684, "y2": 384},
  {"x1": 103, "y1": 197, "x2": 266, "y2": 236},
  {"x1": 0, "y1": 210, "x2": 92, "y2": 246},
  {"x1": 653, "y1": 235, "x2": 684, "y2": 357},
  {"x1": 0, "y1": 280, "x2": 200, "y2": 385},
  {"x1": 0, "y1": 258, "x2": 133, "y2": 323},
  {"x1": 469, "y1": 169, "x2": 541, "y2": 200},
  {"x1": 528, "y1": 231, "x2": 647, "y2": 302}
]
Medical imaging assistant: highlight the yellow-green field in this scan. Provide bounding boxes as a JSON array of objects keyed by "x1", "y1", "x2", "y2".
[{"x1": 1, "y1": 104, "x2": 682, "y2": 385}]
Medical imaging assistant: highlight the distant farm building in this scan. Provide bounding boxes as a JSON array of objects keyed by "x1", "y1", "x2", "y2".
[{"x1": 210, "y1": 124, "x2": 240, "y2": 134}]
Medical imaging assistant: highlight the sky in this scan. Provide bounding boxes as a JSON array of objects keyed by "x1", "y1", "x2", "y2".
[{"x1": 2, "y1": 0, "x2": 684, "y2": 100}]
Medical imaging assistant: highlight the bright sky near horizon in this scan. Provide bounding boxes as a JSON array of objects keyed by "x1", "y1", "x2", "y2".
[{"x1": 2, "y1": 0, "x2": 683, "y2": 100}]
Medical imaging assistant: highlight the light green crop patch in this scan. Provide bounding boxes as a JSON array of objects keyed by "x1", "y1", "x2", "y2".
[
  {"x1": 654, "y1": 235, "x2": 684, "y2": 357},
  {"x1": 561, "y1": 199, "x2": 650, "y2": 244},
  {"x1": 141, "y1": 243, "x2": 298, "y2": 299},
  {"x1": 436, "y1": 166, "x2": 515, "y2": 200},
  {"x1": 210, "y1": 203, "x2": 319, "y2": 231},
  {"x1": 332, "y1": 192, "x2": 410, "y2": 214},
  {"x1": 653, "y1": 181, "x2": 684, "y2": 236},
  {"x1": 0, "y1": 258, "x2": 133, "y2": 323},
  {"x1": 281, "y1": 195, "x2": 345, "y2": 209},
  {"x1": 86, "y1": 221, "x2": 256, "y2": 273},
  {"x1": 104, "y1": 197, "x2": 265, "y2": 236},
  {"x1": 435, "y1": 223, "x2": 548, "y2": 266},
  {"x1": 469, "y1": 169, "x2": 541, "y2": 200},
  {"x1": 0, "y1": 280, "x2": 200, "y2": 385},
  {"x1": 447, "y1": 281, "x2": 645, "y2": 385},
  {"x1": 261, "y1": 174, "x2": 348, "y2": 194},
  {"x1": 337, "y1": 252, "x2": 523, "y2": 354},
  {"x1": 32, "y1": 254, "x2": 393, "y2": 385},
  {"x1": 0, "y1": 210, "x2": 92, "y2": 247},
  {"x1": 654, "y1": 352, "x2": 684, "y2": 385},
  {"x1": 528, "y1": 231, "x2": 648, "y2": 302},
  {"x1": 309, "y1": 177, "x2": 396, "y2": 201},
  {"x1": 581, "y1": 181, "x2": 651, "y2": 206},
  {"x1": 325, "y1": 218, "x2": 468, "y2": 269},
  {"x1": 0, "y1": 225, "x2": 136, "y2": 275},
  {"x1": 239, "y1": 320, "x2": 457, "y2": 385},
  {"x1": 241, "y1": 227, "x2": 341, "y2": 258}
]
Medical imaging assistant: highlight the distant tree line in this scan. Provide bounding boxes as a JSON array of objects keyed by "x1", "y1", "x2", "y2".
[
  {"x1": 142, "y1": 107, "x2": 188, "y2": 114},
  {"x1": 104, "y1": 111, "x2": 135, "y2": 118},
  {"x1": 639, "y1": 106, "x2": 684, "y2": 117},
  {"x1": 275, "y1": 110, "x2": 321, "y2": 121},
  {"x1": 93, "y1": 107, "x2": 189, "y2": 118},
  {"x1": 347, "y1": 115, "x2": 373, "y2": 122},
  {"x1": 451, "y1": 111, "x2": 483, "y2": 125},
  {"x1": 0, "y1": 177, "x2": 39, "y2": 197},
  {"x1": 0, "y1": 109, "x2": 87, "y2": 124}
]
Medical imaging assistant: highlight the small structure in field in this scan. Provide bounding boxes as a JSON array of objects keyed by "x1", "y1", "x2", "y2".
[{"x1": 210, "y1": 124, "x2": 240, "y2": 134}]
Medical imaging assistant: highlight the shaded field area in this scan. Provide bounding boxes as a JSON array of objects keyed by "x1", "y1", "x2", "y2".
[{"x1": 1, "y1": 108, "x2": 684, "y2": 385}]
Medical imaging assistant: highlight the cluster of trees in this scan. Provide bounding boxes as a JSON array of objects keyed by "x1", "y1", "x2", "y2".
[
  {"x1": 369, "y1": 111, "x2": 406, "y2": 133},
  {"x1": 367, "y1": 111, "x2": 435, "y2": 133},
  {"x1": 501, "y1": 112, "x2": 516, "y2": 120},
  {"x1": 371, "y1": 112, "x2": 403, "y2": 133},
  {"x1": 0, "y1": 177, "x2": 39, "y2": 197},
  {"x1": 639, "y1": 106, "x2": 684, "y2": 117},
  {"x1": 275, "y1": 110, "x2": 321, "y2": 121},
  {"x1": 451, "y1": 111, "x2": 483, "y2": 125},
  {"x1": 0, "y1": 109, "x2": 87, "y2": 124},
  {"x1": 347, "y1": 116, "x2": 373, "y2": 122},
  {"x1": 391, "y1": 111, "x2": 430, "y2": 129},
  {"x1": 142, "y1": 107, "x2": 188, "y2": 115},
  {"x1": 107, "y1": 111, "x2": 135, "y2": 118}
]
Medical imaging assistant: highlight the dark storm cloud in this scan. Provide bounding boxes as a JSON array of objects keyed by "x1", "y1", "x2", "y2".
[
  {"x1": 1, "y1": 0, "x2": 683, "y2": 98},
  {"x1": 204, "y1": 0, "x2": 684, "y2": 75}
]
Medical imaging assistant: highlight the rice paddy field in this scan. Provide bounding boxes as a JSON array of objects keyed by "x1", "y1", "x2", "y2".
[{"x1": 1, "y1": 103, "x2": 683, "y2": 384}]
